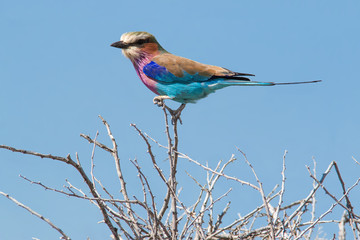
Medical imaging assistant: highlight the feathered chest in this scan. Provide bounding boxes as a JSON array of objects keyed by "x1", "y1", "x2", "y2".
[{"x1": 132, "y1": 56, "x2": 159, "y2": 95}]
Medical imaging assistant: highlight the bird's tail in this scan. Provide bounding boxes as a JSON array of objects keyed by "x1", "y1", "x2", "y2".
[
  {"x1": 272, "y1": 80, "x2": 322, "y2": 85},
  {"x1": 222, "y1": 79, "x2": 322, "y2": 86}
]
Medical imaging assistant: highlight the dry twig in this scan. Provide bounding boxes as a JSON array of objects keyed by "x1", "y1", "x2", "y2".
[{"x1": 1, "y1": 103, "x2": 360, "y2": 239}]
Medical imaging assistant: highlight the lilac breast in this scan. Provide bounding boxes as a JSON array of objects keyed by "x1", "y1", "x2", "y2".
[{"x1": 132, "y1": 57, "x2": 159, "y2": 95}]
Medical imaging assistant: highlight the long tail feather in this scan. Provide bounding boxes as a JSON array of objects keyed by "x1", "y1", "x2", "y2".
[
  {"x1": 223, "y1": 79, "x2": 321, "y2": 86},
  {"x1": 273, "y1": 80, "x2": 322, "y2": 85}
]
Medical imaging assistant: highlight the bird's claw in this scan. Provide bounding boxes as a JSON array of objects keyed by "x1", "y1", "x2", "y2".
[
  {"x1": 153, "y1": 96, "x2": 171, "y2": 107},
  {"x1": 153, "y1": 97, "x2": 164, "y2": 107},
  {"x1": 153, "y1": 97, "x2": 186, "y2": 125}
]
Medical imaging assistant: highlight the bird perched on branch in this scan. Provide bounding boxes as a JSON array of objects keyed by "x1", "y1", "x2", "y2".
[{"x1": 111, "y1": 31, "x2": 320, "y2": 106}]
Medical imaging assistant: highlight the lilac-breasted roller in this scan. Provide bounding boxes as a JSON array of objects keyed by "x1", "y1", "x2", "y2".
[{"x1": 111, "y1": 32, "x2": 320, "y2": 106}]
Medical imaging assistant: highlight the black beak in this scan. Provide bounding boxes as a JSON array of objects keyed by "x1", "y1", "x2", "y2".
[{"x1": 111, "y1": 41, "x2": 127, "y2": 49}]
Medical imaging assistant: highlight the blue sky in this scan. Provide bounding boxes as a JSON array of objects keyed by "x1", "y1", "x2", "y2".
[{"x1": 1, "y1": 1, "x2": 360, "y2": 239}]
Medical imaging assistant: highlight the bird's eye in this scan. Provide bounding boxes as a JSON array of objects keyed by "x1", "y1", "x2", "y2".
[{"x1": 136, "y1": 38, "x2": 149, "y2": 45}]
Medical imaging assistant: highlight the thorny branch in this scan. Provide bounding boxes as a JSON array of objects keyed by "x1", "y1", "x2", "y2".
[
  {"x1": 0, "y1": 191, "x2": 70, "y2": 240},
  {"x1": 0, "y1": 144, "x2": 120, "y2": 240},
  {"x1": 1, "y1": 102, "x2": 360, "y2": 239}
]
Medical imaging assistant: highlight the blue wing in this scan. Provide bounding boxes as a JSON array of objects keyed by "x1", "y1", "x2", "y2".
[{"x1": 143, "y1": 61, "x2": 210, "y2": 84}]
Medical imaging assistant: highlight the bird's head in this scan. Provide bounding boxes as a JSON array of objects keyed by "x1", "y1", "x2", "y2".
[{"x1": 111, "y1": 32, "x2": 165, "y2": 61}]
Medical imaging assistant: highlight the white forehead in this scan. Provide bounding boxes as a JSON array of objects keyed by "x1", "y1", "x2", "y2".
[{"x1": 120, "y1": 32, "x2": 152, "y2": 44}]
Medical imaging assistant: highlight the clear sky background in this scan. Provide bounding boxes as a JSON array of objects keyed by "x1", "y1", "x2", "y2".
[{"x1": 1, "y1": 1, "x2": 360, "y2": 239}]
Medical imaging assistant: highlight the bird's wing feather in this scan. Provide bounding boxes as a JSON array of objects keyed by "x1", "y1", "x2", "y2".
[{"x1": 143, "y1": 53, "x2": 253, "y2": 83}]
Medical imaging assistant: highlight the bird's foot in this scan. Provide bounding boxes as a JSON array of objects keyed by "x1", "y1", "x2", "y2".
[
  {"x1": 165, "y1": 104, "x2": 186, "y2": 125},
  {"x1": 153, "y1": 96, "x2": 171, "y2": 107}
]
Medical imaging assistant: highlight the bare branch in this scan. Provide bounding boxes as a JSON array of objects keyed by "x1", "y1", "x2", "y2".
[
  {"x1": 0, "y1": 191, "x2": 70, "y2": 240},
  {"x1": 339, "y1": 211, "x2": 347, "y2": 240},
  {"x1": 179, "y1": 152, "x2": 259, "y2": 191},
  {"x1": 80, "y1": 134, "x2": 113, "y2": 153},
  {"x1": 306, "y1": 157, "x2": 318, "y2": 240},
  {"x1": 273, "y1": 150, "x2": 287, "y2": 226},
  {"x1": 90, "y1": 131, "x2": 99, "y2": 188},
  {"x1": 2, "y1": 104, "x2": 360, "y2": 239},
  {"x1": 306, "y1": 165, "x2": 356, "y2": 215},
  {"x1": 0, "y1": 145, "x2": 120, "y2": 240},
  {"x1": 20, "y1": 175, "x2": 137, "y2": 204},
  {"x1": 295, "y1": 177, "x2": 360, "y2": 239},
  {"x1": 98, "y1": 115, "x2": 141, "y2": 237},
  {"x1": 285, "y1": 160, "x2": 335, "y2": 227},
  {"x1": 237, "y1": 148, "x2": 275, "y2": 240}
]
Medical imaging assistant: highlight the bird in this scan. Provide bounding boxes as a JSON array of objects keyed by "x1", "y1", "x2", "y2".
[{"x1": 111, "y1": 31, "x2": 320, "y2": 107}]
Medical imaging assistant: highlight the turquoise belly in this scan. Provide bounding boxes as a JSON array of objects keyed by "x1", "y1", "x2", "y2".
[{"x1": 155, "y1": 81, "x2": 223, "y2": 103}]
